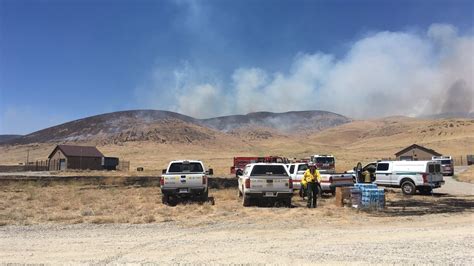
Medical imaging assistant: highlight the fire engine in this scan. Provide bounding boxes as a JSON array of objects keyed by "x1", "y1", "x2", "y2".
[{"x1": 230, "y1": 156, "x2": 290, "y2": 177}]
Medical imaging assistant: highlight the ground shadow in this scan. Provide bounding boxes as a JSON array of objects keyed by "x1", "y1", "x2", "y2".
[{"x1": 370, "y1": 193, "x2": 474, "y2": 217}]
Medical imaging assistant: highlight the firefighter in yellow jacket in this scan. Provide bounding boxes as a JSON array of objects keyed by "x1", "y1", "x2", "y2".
[{"x1": 303, "y1": 163, "x2": 321, "y2": 208}]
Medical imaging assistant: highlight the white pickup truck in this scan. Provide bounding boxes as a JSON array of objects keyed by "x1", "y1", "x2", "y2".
[
  {"x1": 160, "y1": 160, "x2": 213, "y2": 205},
  {"x1": 287, "y1": 163, "x2": 354, "y2": 195},
  {"x1": 374, "y1": 160, "x2": 444, "y2": 195},
  {"x1": 350, "y1": 160, "x2": 445, "y2": 195},
  {"x1": 238, "y1": 163, "x2": 293, "y2": 207}
]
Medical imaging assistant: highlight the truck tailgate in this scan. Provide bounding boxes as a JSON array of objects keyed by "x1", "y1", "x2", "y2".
[
  {"x1": 250, "y1": 176, "x2": 291, "y2": 192},
  {"x1": 428, "y1": 173, "x2": 444, "y2": 183},
  {"x1": 331, "y1": 174, "x2": 355, "y2": 186},
  {"x1": 162, "y1": 173, "x2": 204, "y2": 188}
]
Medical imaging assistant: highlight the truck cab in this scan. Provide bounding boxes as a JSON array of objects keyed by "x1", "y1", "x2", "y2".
[
  {"x1": 310, "y1": 154, "x2": 336, "y2": 174},
  {"x1": 160, "y1": 160, "x2": 213, "y2": 205},
  {"x1": 286, "y1": 162, "x2": 308, "y2": 190}
]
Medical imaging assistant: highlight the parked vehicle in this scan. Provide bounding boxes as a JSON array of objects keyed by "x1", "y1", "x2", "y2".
[
  {"x1": 286, "y1": 163, "x2": 308, "y2": 190},
  {"x1": 310, "y1": 154, "x2": 336, "y2": 173},
  {"x1": 431, "y1": 156, "x2": 454, "y2": 176},
  {"x1": 287, "y1": 162, "x2": 354, "y2": 195},
  {"x1": 237, "y1": 163, "x2": 293, "y2": 207},
  {"x1": 374, "y1": 160, "x2": 444, "y2": 195},
  {"x1": 160, "y1": 160, "x2": 213, "y2": 205},
  {"x1": 230, "y1": 156, "x2": 289, "y2": 177}
]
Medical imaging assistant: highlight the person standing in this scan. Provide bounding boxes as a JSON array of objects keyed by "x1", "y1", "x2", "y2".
[{"x1": 303, "y1": 163, "x2": 321, "y2": 208}]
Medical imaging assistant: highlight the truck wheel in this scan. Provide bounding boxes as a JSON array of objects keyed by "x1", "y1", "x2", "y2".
[
  {"x1": 401, "y1": 181, "x2": 416, "y2": 195},
  {"x1": 242, "y1": 194, "x2": 251, "y2": 207},
  {"x1": 200, "y1": 190, "x2": 209, "y2": 202},
  {"x1": 285, "y1": 197, "x2": 292, "y2": 208},
  {"x1": 419, "y1": 187, "x2": 433, "y2": 195},
  {"x1": 162, "y1": 194, "x2": 169, "y2": 205}
]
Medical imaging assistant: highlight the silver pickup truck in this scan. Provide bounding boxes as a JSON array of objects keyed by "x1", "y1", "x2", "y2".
[{"x1": 160, "y1": 160, "x2": 213, "y2": 205}]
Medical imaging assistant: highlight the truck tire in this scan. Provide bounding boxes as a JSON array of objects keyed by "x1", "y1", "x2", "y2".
[
  {"x1": 419, "y1": 187, "x2": 433, "y2": 195},
  {"x1": 162, "y1": 194, "x2": 169, "y2": 205},
  {"x1": 242, "y1": 193, "x2": 251, "y2": 207},
  {"x1": 401, "y1": 180, "x2": 416, "y2": 195},
  {"x1": 285, "y1": 197, "x2": 292, "y2": 208},
  {"x1": 200, "y1": 189, "x2": 209, "y2": 202}
]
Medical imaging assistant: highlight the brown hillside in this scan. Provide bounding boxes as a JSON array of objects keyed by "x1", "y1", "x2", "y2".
[{"x1": 0, "y1": 116, "x2": 472, "y2": 175}]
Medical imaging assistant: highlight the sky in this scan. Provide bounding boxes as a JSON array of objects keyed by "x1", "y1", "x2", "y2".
[{"x1": 0, "y1": 0, "x2": 473, "y2": 134}]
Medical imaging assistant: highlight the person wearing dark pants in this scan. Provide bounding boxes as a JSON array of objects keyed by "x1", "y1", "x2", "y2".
[
  {"x1": 306, "y1": 181, "x2": 319, "y2": 208},
  {"x1": 303, "y1": 163, "x2": 321, "y2": 208}
]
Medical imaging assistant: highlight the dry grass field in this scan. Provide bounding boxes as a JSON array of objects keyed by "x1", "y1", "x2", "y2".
[
  {"x1": 1, "y1": 182, "x2": 472, "y2": 227},
  {"x1": 457, "y1": 166, "x2": 474, "y2": 183}
]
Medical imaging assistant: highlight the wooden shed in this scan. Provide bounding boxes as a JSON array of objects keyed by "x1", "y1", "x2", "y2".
[
  {"x1": 48, "y1": 145, "x2": 104, "y2": 170},
  {"x1": 394, "y1": 144, "x2": 442, "y2": 161}
]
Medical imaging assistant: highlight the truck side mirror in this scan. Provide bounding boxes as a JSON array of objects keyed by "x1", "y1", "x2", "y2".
[
  {"x1": 207, "y1": 168, "x2": 214, "y2": 175},
  {"x1": 162, "y1": 169, "x2": 166, "y2": 174},
  {"x1": 236, "y1": 169, "x2": 243, "y2": 176}
]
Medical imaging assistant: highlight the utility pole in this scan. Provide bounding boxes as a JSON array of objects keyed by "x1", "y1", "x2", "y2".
[{"x1": 26, "y1": 149, "x2": 29, "y2": 166}]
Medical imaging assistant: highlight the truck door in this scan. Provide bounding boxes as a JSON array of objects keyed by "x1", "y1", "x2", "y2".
[{"x1": 375, "y1": 162, "x2": 391, "y2": 185}]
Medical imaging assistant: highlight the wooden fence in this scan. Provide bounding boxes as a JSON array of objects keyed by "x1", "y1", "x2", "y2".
[{"x1": 0, "y1": 158, "x2": 131, "y2": 172}]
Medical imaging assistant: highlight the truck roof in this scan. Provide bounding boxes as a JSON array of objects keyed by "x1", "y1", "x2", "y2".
[
  {"x1": 246, "y1": 163, "x2": 287, "y2": 166},
  {"x1": 378, "y1": 160, "x2": 439, "y2": 165},
  {"x1": 168, "y1": 160, "x2": 203, "y2": 164}
]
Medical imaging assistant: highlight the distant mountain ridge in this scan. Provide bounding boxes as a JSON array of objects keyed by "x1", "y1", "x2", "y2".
[
  {"x1": 2, "y1": 110, "x2": 351, "y2": 145},
  {"x1": 0, "y1": 135, "x2": 23, "y2": 143},
  {"x1": 201, "y1": 110, "x2": 351, "y2": 132}
]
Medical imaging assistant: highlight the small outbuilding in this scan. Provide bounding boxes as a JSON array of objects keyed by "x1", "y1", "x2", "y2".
[
  {"x1": 48, "y1": 145, "x2": 104, "y2": 170},
  {"x1": 394, "y1": 144, "x2": 442, "y2": 161}
]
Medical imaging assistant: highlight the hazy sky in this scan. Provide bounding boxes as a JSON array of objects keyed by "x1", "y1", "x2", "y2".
[{"x1": 1, "y1": 0, "x2": 473, "y2": 134}]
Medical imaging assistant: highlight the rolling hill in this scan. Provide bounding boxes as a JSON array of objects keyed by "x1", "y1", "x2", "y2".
[
  {"x1": 1, "y1": 110, "x2": 472, "y2": 175},
  {"x1": 2, "y1": 110, "x2": 351, "y2": 145}
]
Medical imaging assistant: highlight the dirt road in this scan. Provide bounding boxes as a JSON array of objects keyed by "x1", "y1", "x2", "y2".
[
  {"x1": 437, "y1": 166, "x2": 474, "y2": 196},
  {"x1": 0, "y1": 212, "x2": 472, "y2": 264}
]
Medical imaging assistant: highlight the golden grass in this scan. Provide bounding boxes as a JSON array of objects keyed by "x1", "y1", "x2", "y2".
[
  {"x1": 1, "y1": 183, "x2": 472, "y2": 227},
  {"x1": 0, "y1": 183, "x2": 358, "y2": 226},
  {"x1": 457, "y1": 166, "x2": 474, "y2": 183}
]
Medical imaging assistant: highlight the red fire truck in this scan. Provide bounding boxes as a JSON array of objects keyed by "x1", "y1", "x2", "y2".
[{"x1": 230, "y1": 156, "x2": 290, "y2": 177}]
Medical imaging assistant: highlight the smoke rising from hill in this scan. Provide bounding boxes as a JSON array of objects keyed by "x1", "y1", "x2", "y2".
[{"x1": 137, "y1": 24, "x2": 473, "y2": 118}]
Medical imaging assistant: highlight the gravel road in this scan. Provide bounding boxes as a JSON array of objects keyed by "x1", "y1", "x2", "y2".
[
  {"x1": 437, "y1": 166, "x2": 474, "y2": 196},
  {"x1": 1, "y1": 212, "x2": 473, "y2": 264}
]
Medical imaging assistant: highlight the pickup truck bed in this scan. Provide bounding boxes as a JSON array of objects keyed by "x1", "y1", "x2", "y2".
[{"x1": 320, "y1": 173, "x2": 354, "y2": 194}]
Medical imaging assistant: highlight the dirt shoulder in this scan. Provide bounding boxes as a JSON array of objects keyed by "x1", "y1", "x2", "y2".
[
  {"x1": 0, "y1": 212, "x2": 472, "y2": 264},
  {"x1": 456, "y1": 165, "x2": 474, "y2": 183}
]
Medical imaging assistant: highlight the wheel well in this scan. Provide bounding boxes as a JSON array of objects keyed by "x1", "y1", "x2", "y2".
[{"x1": 400, "y1": 177, "x2": 414, "y2": 186}]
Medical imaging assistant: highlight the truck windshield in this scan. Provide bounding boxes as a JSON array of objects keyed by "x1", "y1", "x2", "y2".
[
  {"x1": 168, "y1": 162, "x2": 204, "y2": 173},
  {"x1": 251, "y1": 165, "x2": 288, "y2": 176},
  {"x1": 315, "y1": 157, "x2": 335, "y2": 164},
  {"x1": 297, "y1": 164, "x2": 308, "y2": 171},
  {"x1": 440, "y1": 160, "x2": 452, "y2": 165}
]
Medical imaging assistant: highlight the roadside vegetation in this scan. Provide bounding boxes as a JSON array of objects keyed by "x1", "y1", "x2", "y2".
[{"x1": 0, "y1": 183, "x2": 472, "y2": 227}]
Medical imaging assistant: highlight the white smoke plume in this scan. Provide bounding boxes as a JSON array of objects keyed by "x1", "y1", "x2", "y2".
[{"x1": 137, "y1": 23, "x2": 473, "y2": 118}]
